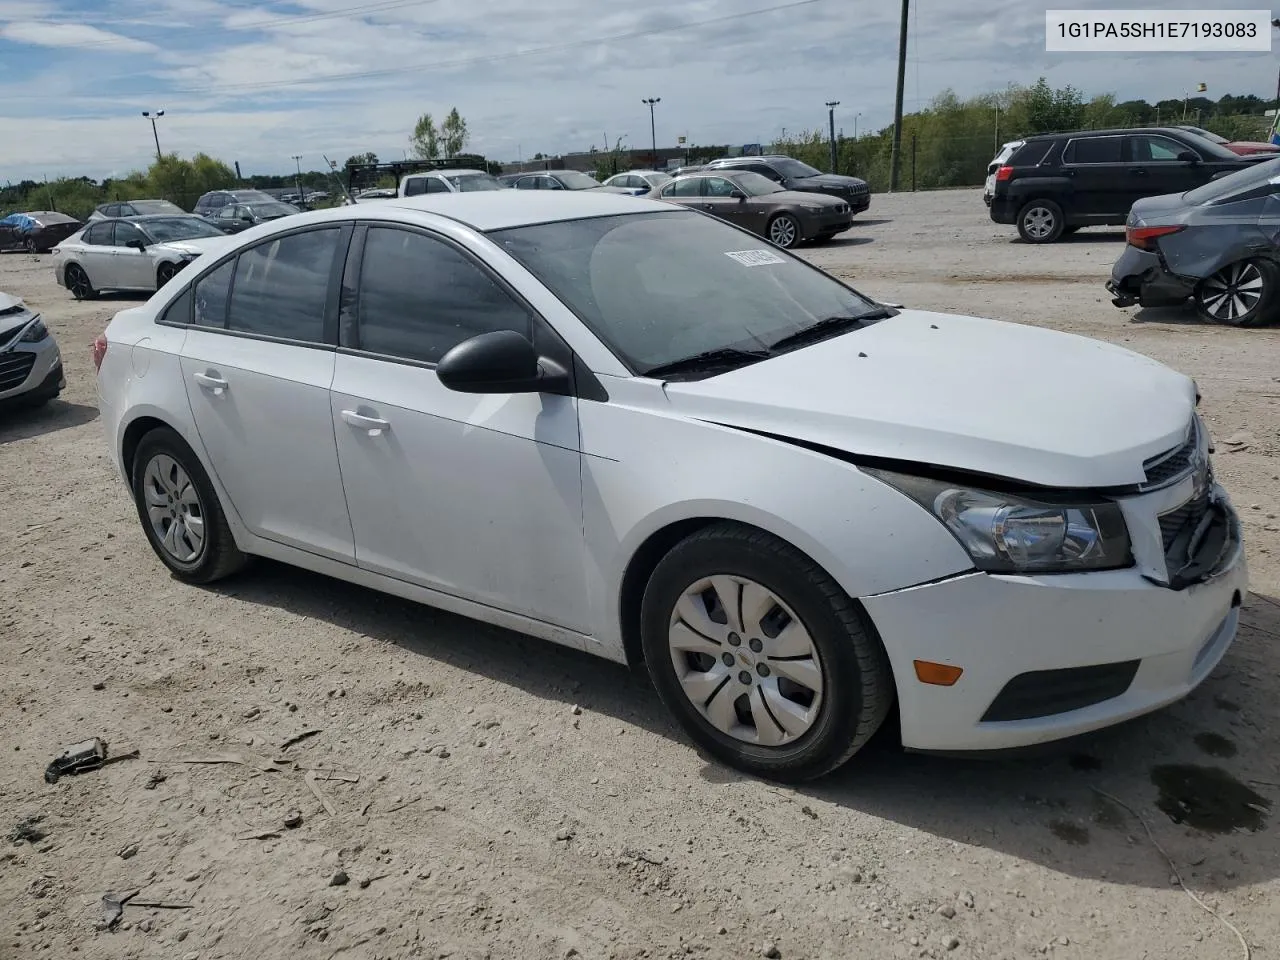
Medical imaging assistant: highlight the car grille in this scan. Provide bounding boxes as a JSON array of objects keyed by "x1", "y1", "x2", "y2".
[
  {"x1": 1141, "y1": 418, "x2": 1201, "y2": 489},
  {"x1": 0, "y1": 350, "x2": 37, "y2": 392},
  {"x1": 981, "y1": 660, "x2": 1141, "y2": 722},
  {"x1": 1159, "y1": 486, "x2": 1212, "y2": 551}
]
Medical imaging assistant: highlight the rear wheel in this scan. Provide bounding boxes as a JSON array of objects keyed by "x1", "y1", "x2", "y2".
[
  {"x1": 1195, "y1": 259, "x2": 1280, "y2": 327},
  {"x1": 65, "y1": 264, "x2": 96, "y2": 300},
  {"x1": 1016, "y1": 199, "x2": 1065, "y2": 243},
  {"x1": 640, "y1": 522, "x2": 894, "y2": 782},
  {"x1": 767, "y1": 214, "x2": 801, "y2": 249},
  {"x1": 130, "y1": 427, "x2": 248, "y2": 583}
]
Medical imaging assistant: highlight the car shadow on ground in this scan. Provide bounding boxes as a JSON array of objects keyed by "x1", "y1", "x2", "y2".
[
  {"x1": 0, "y1": 399, "x2": 98, "y2": 444},
  {"x1": 850, "y1": 218, "x2": 893, "y2": 228},
  {"x1": 818, "y1": 237, "x2": 874, "y2": 248},
  {"x1": 1010, "y1": 231, "x2": 1126, "y2": 245},
  {"x1": 216, "y1": 560, "x2": 1279, "y2": 894}
]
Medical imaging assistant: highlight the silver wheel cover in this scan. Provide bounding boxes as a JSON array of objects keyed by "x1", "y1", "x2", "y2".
[{"x1": 142, "y1": 454, "x2": 206, "y2": 563}]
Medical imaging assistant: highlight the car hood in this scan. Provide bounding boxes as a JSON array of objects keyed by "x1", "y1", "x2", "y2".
[
  {"x1": 663, "y1": 309, "x2": 1194, "y2": 489},
  {"x1": 0, "y1": 291, "x2": 24, "y2": 313},
  {"x1": 767, "y1": 190, "x2": 849, "y2": 208},
  {"x1": 791, "y1": 174, "x2": 868, "y2": 189},
  {"x1": 157, "y1": 237, "x2": 234, "y2": 257}
]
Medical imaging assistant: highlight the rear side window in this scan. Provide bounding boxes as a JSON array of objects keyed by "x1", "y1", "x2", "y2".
[
  {"x1": 354, "y1": 226, "x2": 532, "y2": 364},
  {"x1": 1008, "y1": 141, "x2": 1051, "y2": 166},
  {"x1": 226, "y1": 228, "x2": 340, "y2": 342},
  {"x1": 193, "y1": 259, "x2": 234, "y2": 328},
  {"x1": 1063, "y1": 137, "x2": 1123, "y2": 164},
  {"x1": 83, "y1": 222, "x2": 113, "y2": 245},
  {"x1": 663, "y1": 178, "x2": 702, "y2": 198},
  {"x1": 159, "y1": 286, "x2": 193, "y2": 325}
]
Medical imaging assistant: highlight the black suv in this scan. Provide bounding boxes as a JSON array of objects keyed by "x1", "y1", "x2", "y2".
[
  {"x1": 703, "y1": 155, "x2": 871, "y2": 213},
  {"x1": 193, "y1": 189, "x2": 276, "y2": 220},
  {"x1": 989, "y1": 127, "x2": 1261, "y2": 243}
]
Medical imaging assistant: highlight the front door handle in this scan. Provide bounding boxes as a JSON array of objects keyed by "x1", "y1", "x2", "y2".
[
  {"x1": 1130, "y1": 168, "x2": 1148, "y2": 175},
  {"x1": 341, "y1": 409, "x2": 390, "y2": 436},
  {"x1": 193, "y1": 371, "x2": 228, "y2": 395}
]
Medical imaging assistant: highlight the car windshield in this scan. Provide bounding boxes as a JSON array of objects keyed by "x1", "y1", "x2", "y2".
[
  {"x1": 558, "y1": 171, "x2": 602, "y2": 190},
  {"x1": 233, "y1": 191, "x2": 274, "y2": 202},
  {"x1": 1182, "y1": 126, "x2": 1228, "y2": 145},
  {"x1": 1173, "y1": 130, "x2": 1244, "y2": 161},
  {"x1": 448, "y1": 174, "x2": 504, "y2": 192},
  {"x1": 141, "y1": 217, "x2": 225, "y2": 242},
  {"x1": 1183, "y1": 156, "x2": 1280, "y2": 204},
  {"x1": 491, "y1": 210, "x2": 882, "y2": 375},
  {"x1": 732, "y1": 172, "x2": 784, "y2": 196},
  {"x1": 247, "y1": 202, "x2": 299, "y2": 217},
  {"x1": 33, "y1": 212, "x2": 78, "y2": 224},
  {"x1": 772, "y1": 158, "x2": 823, "y2": 179},
  {"x1": 131, "y1": 200, "x2": 184, "y2": 215}
]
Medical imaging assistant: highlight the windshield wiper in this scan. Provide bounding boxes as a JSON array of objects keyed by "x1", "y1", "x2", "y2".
[
  {"x1": 643, "y1": 347, "x2": 771, "y2": 380},
  {"x1": 768, "y1": 309, "x2": 894, "y2": 353}
]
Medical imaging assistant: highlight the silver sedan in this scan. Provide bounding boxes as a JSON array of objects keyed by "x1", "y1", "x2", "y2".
[{"x1": 0, "y1": 291, "x2": 63, "y2": 407}]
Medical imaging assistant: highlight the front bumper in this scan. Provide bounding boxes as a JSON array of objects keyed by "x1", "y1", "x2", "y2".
[
  {"x1": 0, "y1": 334, "x2": 63, "y2": 403},
  {"x1": 862, "y1": 486, "x2": 1248, "y2": 752},
  {"x1": 1107, "y1": 245, "x2": 1196, "y2": 308}
]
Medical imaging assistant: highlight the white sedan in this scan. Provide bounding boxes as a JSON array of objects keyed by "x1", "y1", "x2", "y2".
[
  {"x1": 93, "y1": 191, "x2": 1247, "y2": 781},
  {"x1": 53, "y1": 215, "x2": 232, "y2": 300}
]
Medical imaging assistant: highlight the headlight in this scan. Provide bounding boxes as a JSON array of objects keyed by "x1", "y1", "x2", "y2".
[
  {"x1": 800, "y1": 203, "x2": 825, "y2": 211},
  {"x1": 19, "y1": 317, "x2": 49, "y2": 343},
  {"x1": 866, "y1": 468, "x2": 1132, "y2": 573}
]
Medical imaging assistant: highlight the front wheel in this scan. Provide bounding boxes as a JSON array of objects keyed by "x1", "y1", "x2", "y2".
[
  {"x1": 640, "y1": 522, "x2": 894, "y2": 782},
  {"x1": 130, "y1": 427, "x2": 248, "y2": 583},
  {"x1": 1195, "y1": 259, "x2": 1280, "y2": 327},
  {"x1": 156, "y1": 261, "x2": 177, "y2": 288},
  {"x1": 767, "y1": 214, "x2": 801, "y2": 249},
  {"x1": 1016, "y1": 199, "x2": 1065, "y2": 243}
]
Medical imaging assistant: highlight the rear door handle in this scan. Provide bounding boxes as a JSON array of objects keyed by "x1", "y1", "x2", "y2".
[
  {"x1": 341, "y1": 409, "x2": 390, "y2": 436},
  {"x1": 192, "y1": 371, "x2": 228, "y2": 394},
  {"x1": 1130, "y1": 168, "x2": 1148, "y2": 175}
]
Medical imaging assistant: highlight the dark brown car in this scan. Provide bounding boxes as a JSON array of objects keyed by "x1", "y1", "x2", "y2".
[{"x1": 648, "y1": 171, "x2": 852, "y2": 248}]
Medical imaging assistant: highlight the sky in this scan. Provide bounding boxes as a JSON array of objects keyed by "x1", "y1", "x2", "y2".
[{"x1": 0, "y1": 0, "x2": 1274, "y2": 181}]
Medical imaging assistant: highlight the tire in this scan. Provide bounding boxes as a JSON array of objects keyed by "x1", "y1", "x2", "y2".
[
  {"x1": 130, "y1": 427, "x2": 248, "y2": 584},
  {"x1": 767, "y1": 214, "x2": 802, "y2": 249},
  {"x1": 640, "y1": 522, "x2": 894, "y2": 783},
  {"x1": 1016, "y1": 199, "x2": 1065, "y2": 243},
  {"x1": 23, "y1": 237, "x2": 37, "y2": 254},
  {"x1": 1194, "y1": 259, "x2": 1280, "y2": 327},
  {"x1": 65, "y1": 264, "x2": 97, "y2": 301},
  {"x1": 156, "y1": 261, "x2": 178, "y2": 289}
]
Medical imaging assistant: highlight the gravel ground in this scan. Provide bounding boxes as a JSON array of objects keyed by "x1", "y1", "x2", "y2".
[{"x1": 1, "y1": 188, "x2": 1277, "y2": 960}]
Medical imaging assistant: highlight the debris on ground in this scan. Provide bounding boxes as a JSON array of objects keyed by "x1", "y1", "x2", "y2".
[
  {"x1": 44, "y1": 738, "x2": 138, "y2": 784},
  {"x1": 8, "y1": 815, "x2": 47, "y2": 845}
]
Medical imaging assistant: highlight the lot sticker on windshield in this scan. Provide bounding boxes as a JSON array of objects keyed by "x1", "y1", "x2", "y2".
[{"x1": 725, "y1": 249, "x2": 786, "y2": 266}]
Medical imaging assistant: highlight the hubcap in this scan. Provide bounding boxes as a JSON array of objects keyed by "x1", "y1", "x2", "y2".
[
  {"x1": 1023, "y1": 206, "x2": 1054, "y2": 239},
  {"x1": 667, "y1": 575, "x2": 824, "y2": 746},
  {"x1": 769, "y1": 217, "x2": 797, "y2": 247},
  {"x1": 69, "y1": 269, "x2": 88, "y2": 298},
  {"x1": 1200, "y1": 262, "x2": 1264, "y2": 323},
  {"x1": 142, "y1": 454, "x2": 205, "y2": 563}
]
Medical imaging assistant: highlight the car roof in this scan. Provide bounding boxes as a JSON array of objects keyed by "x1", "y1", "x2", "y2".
[
  {"x1": 406, "y1": 169, "x2": 489, "y2": 177},
  {"x1": 708, "y1": 155, "x2": 786, "y2": 164},
  {"x1": 1023, "y1": 126, "x2": 1200, "y2": 142}
]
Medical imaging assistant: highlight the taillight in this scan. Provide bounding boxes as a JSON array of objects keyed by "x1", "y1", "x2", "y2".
[
  {"x1": 92, "y1": 334, "x2": 108, "y2": 372},
  {"x1": 1126, "y1": 224, "x2": 1185, "y2": 251},
  {"x1": 995, "y1": 165, "x2": 1013, "y2": 182}
]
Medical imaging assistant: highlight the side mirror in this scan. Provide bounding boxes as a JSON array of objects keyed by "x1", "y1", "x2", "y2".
[
  {"x1": 1177, "y1": 150, "x2": 1199, "y2": 163},
  {"x1": 436, "y1": 330, "x2": 570, "y2": 395},
  {"x1": 126, "y1": 238, "x2": 146, "y2": 251},
  {"x1": 729, "y1": 189, "x2": 746, "y2": 200},
  {"x1": 239, "y1": 212, "x2": 254, "y2": 221}
]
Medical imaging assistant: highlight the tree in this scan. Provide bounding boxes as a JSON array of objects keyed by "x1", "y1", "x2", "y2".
[
  {"x1": 345, "y1": 151, "x2": 378, "y2": 167},
  {"x1": 410, "y1": 113, "x2": 439, "y2": 160},
  {"x1": 440, "y1": 107, "x2": 468, "y2": 159}
]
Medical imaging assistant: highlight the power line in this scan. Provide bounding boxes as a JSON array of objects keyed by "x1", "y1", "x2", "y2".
[
  {"x1": 4, "y1": 0, "x2": 442, "y2": 50},
  {"x1": 175, "y1": 0, "x2": 832, "y2": 94}
]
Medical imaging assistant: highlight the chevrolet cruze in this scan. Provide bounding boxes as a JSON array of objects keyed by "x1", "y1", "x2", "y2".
[{"x1": 94, "y1": 191, "x2": 1247, "y2": 782}]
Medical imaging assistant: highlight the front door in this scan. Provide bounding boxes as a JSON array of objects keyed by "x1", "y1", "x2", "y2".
[
  {"x1": 1060, "y1": 134, "x2": 1129, "y2": 220},
  {"x1": 329, "y1": 224, "x2": 588, "y2": 631},
  {"x1": 1125, "y1": 134, "x2": 1203, "y2": 205},
  {"x1": 180, "y1": 226, "x2": 356, "y2": 563},
  {"x1": 700, "y1": 176, "x2": 753, "y2": 229},
  {"x1": 110, "y1": 221, "x2": 156, "y2": 289}
]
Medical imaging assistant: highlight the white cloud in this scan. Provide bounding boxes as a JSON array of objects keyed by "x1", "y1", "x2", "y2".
[
  {"x1": 0, "y1": 20, "x2": 158, "y2": 53},
  {"x1": 0, "y1": 0, "x2": 1272, "y2": 181}
]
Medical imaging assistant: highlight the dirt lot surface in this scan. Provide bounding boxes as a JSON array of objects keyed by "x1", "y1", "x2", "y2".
[{"x1": 2, "y1": 188, "x2": 1278, "y2": 960}]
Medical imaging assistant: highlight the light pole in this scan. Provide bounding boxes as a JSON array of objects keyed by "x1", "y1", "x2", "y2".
[
  {"x1": 825, "y1": 101, "x2": 840, "y2": 173},
  {"x1": 853, "y1": 112, "x2": 862, "y2": 141},
  {"x1": 888, "y1": 0, "x2": 909, "y2": 191},
  {"x1": 291, "y1": 154, "x2": 303, "y2": 202},
  {"x1": 142, "y1": 110, "x2": 164, "y2": 163},
  {"x1": 642, "y1": 97, "x2": 660, "y2": 163}
]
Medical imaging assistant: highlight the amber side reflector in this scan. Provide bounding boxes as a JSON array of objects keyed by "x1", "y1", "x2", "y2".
[{"x1": 913, "y1": 660, "x2": 963, "y2": 686}]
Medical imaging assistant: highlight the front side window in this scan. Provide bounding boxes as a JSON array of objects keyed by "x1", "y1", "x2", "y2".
[
  {"x1": 514, "y1": 177, "x2": 539, "y2": 190},
  {"x1": 403, "y1": 178, "x2": 428, "y2": 197},
  {"x1": 113, "y1": 222, "x2": 146, "y2": 246},
  {"x1": 492, "y1": 210, "x2": 881, "y2": 375},
  {"x1": 226, "y1": 228, "x2": 340, "y2": 342},
  {"x1": 217, "y1": 205, "x2": 239, "y2": 221},
  {"x1": 704, "y1": 177, "x2": 739, "y2": 198},
  {"x1": 1063, "y1": 137, "x2": 1123, "y2": 164},
  {"x1": 354, "y1": 226, "x2": 531, "y2": 364},
  {"x1": 1130, "y1": 135, "x2": 1190, "y2": 162},
  {"x1": 424, "y1": 178, "x2": 449, "y2": 194},
  {"x1": 193, "y1": 259, "x2": 234, "y2": 328}
]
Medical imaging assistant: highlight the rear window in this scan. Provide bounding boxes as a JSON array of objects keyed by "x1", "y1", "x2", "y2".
[{"x1": 1008, "y1": 141, "x2": 1052, "y2": 166}]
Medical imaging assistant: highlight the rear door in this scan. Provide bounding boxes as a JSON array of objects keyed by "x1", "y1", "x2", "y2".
[
  {"x1": 1060, "y1": 135, "x2": 1129, "y2": 220},
  {"x1": 658, "y1": 176, "x2": 703, "y2": 209},
  {"x1": 179, "y1": 225, "x2": 356, "y2": 562},
  {"x1": 77, "y1": 221, "x2": 119, "y2": 286}
]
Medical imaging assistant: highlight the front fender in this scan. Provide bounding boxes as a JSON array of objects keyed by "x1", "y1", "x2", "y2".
[{"x1": 579, "y1": 397, "x2": 973, "y2": 660}]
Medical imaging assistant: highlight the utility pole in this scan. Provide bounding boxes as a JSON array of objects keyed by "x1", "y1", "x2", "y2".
[
  {"x1": 291, "y1": 154, "x2": 303, "y2": 202},
  {"x1": 643, "y1": 97, "x2": 661, "y2": 163},
  {"x1": 142, "y1": 109, "x2": 164, "y2": 163},
  {"x1": 1273, "y1": 20, "x2": 1280, "y2": 118},
  {"x1": 853, "y1": 112, "x2": 861, "y2": 141},
  {"x1": 825, "y1": 101, "x2": 840, "y2": 173},
  {"x1": 888, "y1": 0, "x2": 909, "y2": 192}
]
